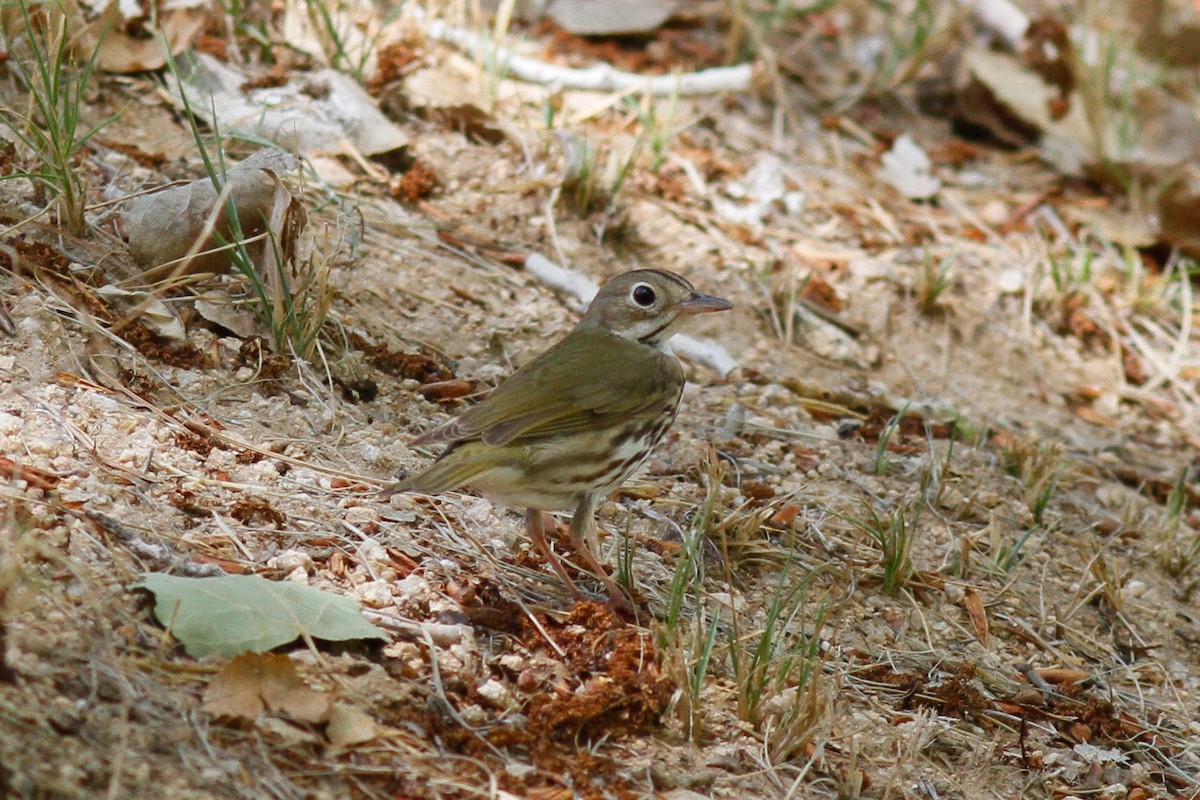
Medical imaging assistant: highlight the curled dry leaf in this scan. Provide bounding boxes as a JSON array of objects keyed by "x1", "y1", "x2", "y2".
[
  {"x1": 324, "y1": 703, "x2": 378, "y2": 749},
  {"x1": 82, "y1": 6, "x2": 206, "y2": 74},
  {"x1": 120, "y1": 148, "x2": 300, "y2": 280},
  {"x1": 0, "y1": 455, "x2": 61, "y2": 491},
  {"x1": 948, "y1": 11, "x2": 1200, "y2": 254},
  {"x1": 3, "y1": 2, "x2": 205, "y2": 74},
  {"x1": 193, "y1": 292, "x2": 260, "y2": 338},
  {"x1": 202, "y1": 653, "x2": 332, "y2": 724},
  {"x1": 94, "y1": 285, "x2": 187, "y2": 342},
  {"x1": 1036, "y1": 667, "x2": 1089, "y2": 685},
  {"x1": 712, "y1": 153, "x2": 805, "y2": 229},
  {"x1": 963, "y1": 587, "x2": 989, "y2": 648}
]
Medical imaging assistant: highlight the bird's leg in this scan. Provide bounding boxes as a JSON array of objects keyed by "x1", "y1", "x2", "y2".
[
  {"x1": 570, "y1": 495, "x2": 632, "y2": 611},
  {"x1": 525, "y1": 508, "x2": 581, "y2": 599}
]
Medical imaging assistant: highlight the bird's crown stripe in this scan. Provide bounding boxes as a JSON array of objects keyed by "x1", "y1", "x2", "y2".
[{"x1": 637, "y1": 268, "x2": 695, "y2": 290}]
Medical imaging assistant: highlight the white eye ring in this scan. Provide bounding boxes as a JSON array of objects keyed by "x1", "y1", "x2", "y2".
[{"x1": 630, "y1": 283, "x2": 657, "y2": 307}]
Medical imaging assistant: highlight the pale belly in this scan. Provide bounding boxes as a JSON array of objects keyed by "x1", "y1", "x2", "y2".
[{"x1": 465, "y1": 412, "x2": 674, "y2": 511}]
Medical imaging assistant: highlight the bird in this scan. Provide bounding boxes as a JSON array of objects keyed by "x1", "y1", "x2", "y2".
[{"x1": 384, "y1": 269, "x2": 732, "y2": 607}]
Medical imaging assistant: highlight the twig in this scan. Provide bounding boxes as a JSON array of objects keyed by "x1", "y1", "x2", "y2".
[{"x1": 423, "y1": 19, "x2": 754, "y2": 96}]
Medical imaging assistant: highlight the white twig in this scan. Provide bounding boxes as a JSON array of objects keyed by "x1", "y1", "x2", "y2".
[
  {"x1": 424, "y1": 19, "x2": 754, "y2": 96},
  {"x1": 525, "y1": 252, "x2": 599, "y2": 302},
  {"x1": 669, "y1": 333, "x2": 739, "y2": 378}
]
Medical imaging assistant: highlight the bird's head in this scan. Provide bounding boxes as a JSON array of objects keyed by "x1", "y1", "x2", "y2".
[{"x1": 579, "y1": 269, "x2": 732, "y2": 347}]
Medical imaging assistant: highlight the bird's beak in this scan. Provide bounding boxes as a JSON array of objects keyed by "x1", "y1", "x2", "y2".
[{"x1": 678, "y1": 291, "x2": 733, "y2": 314}]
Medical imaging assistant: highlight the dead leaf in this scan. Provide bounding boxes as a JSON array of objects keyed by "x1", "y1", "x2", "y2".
[
  {"x1": 1063, "y1": 204, "x2": 1156, "y2": 250},
  {"x1": 411, "y1": 105, "x2": 506, "y2": 145},
  {"x1": 83, "y1": 7, "x2": 207, "y2": 74},
  {"x1": 325, "y1": 703, "x2": 378, "y2": 749},
  {"x1": 94, "y1": 285, "x2": 187, "y2": 342},
  {"x1": 712, "y1": 153, "x2": 802, "y2": 228},
  {"x1": 194, "y1": 292, "x2": 260, "y2": 338},
  {"x1": 255, "y1": 715, "x2": 321, "y2": 746},
  {"x1": 202, "y1": 653, "x2": 333, "y2": 724},
  {"x1": 1036, "y1": 667, "x2": 1088, "y2": 684},
  {"x1": 1157, "y1": 164, "x2": 1200, "y2": 258},
  {"x1": 120, "y1": 148, "x2": 299, "y2": 279},
  {"x1": 963, "y1": 587, "x2": 989, "y2": 648},
  {"x1": 0, "y1": 456, "x2": 61, "y2": 490},
  {"x1": 1071, "y1": 404, "x2": 1118, "y2": 428},
  {"x1": 1131, "y1": 0, "x2": 1200, "y2": 66},
  {"x1": 171, "y1": 53, "x2": 408, "y2": 159},
  {"x1": 1020, "y1": 17, "x2": 1074, "y2": 100}
]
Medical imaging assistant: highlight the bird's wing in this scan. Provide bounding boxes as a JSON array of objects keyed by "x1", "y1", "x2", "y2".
[{"x1": 415, "y1": 330, "x2": 681, "y2": 448}]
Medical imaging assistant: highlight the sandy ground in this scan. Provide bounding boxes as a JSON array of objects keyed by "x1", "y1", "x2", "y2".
[{"x1": 2, "y1": 9, "x2": 1199, "y2": 800}]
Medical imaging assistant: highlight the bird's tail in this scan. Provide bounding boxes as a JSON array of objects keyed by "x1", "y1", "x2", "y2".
[{"x1": 380, "y1": 444, "x2": 495, "y2": 498}]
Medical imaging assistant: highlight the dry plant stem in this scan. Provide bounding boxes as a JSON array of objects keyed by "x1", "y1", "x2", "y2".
[
  {"x1": 419, "y1": 628, "x2": 506, "y2": 760},
  {"x1": 0, "y1": 627, "x2": 13, "y2": 682}
]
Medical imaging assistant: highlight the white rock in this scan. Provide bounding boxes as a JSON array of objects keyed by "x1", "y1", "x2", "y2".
[
  {"x1": 463, "y1": 498, "x2": 495, "y2": 524},
  {"x1": 996, "y1": 268, "x2": 1025, "y2": 294},
  {"x1": 350, "y1": 580, "x2": 394, "y2": 608},
  {"x1": 285, "y1": 566, "x2": 309, "y2": 584},
  {"x1": 345, "y1": 506, "x2": 376, "y2": 526},
  {"x1": 476, "y1": 678, "x2": 517, "y2": 710},
  {"x1": 980, "y1": 198, "x2": 1009, "y2": 226},
  {"x1": 267, "y1": 549, "x2": 314, "y2": 573},
  {"x1": 878, "y1": 134, "x2": 940, "y2": 199},
  {"x1": 356, "y1": 538, "x2": 389, "y2": 569},
  {"x1": 77, "y1": 391, "x2": 120, "y2": 414},
  {"x1": 1121, "y1": 579, "x2": 1147, "y2": 599},
  {"x1": 393, "y1": 573, "x2": 433, "y2": 605}
]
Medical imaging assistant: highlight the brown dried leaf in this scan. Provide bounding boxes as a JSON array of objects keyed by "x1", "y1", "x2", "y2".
[
  {"x1": 1157, "y1": 164, "x2": 1200, "y2": 258},
  {"x1": 417, "y1": 379, "x2": 479, "y2": 402},
  {"x1": 1036, "y1": 667, "x2": 1088, "y2": 685},
  {"x1": 0, "y1": 456, "x2": 61, "y2": 491},
  {"x1": 1071, "y1": 404, "x2": 1118, "y2": 428},
  {"x1": 79, "y1": 7, "x2": 206, "y2": 74},
  {"x1": 202, "y1": 653, "x2": 333, "y2": 724},
  {"x1": 324, "y1": 703, "x2": 377, "y2": 749},
  {"x1": 963, "y1": 587, "x2": 989, "y2": 648}
]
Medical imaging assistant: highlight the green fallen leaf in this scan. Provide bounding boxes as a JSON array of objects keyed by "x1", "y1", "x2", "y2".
[{"x1": 136, "y1": 574, "x2": 389, "y2": 658}]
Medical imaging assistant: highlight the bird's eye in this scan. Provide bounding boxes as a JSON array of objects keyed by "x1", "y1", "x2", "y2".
[{"x1": 631, "y1": 283, "x2": 656, "y2": 307}]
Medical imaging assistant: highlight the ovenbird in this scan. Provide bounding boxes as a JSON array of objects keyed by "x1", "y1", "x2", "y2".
[{"x1": 385, "y1": 269, "x2": 732, "y2": 606}]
